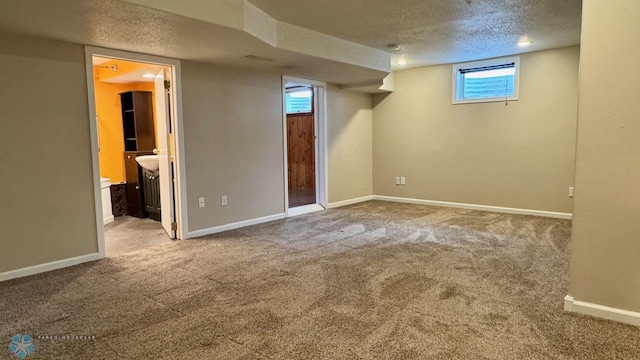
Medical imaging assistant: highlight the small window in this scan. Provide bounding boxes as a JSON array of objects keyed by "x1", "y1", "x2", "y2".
[
  {"x1": 452, "y1": 56, "x2": 519, "y2": 104},
  {"x1": 286, "y1": 88, "x2": 313, "y2": 114}
]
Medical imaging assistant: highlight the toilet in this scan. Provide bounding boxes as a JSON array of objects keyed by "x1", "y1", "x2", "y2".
[{"x1": 101, "y1": 177, "x2": 114, "y2": 225}]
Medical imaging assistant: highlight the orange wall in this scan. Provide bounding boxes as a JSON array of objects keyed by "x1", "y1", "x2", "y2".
[{"x1": 95, "y1": 81, "x2": 157, "y2": 183}]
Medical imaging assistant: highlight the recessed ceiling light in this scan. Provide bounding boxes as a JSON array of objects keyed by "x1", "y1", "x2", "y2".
[
  {"x1": 516, "y1": 36, "x2": 532, "y2": 47},
  {"x1": 142, "y1": 73, "x2": 156, "y2": 78}
]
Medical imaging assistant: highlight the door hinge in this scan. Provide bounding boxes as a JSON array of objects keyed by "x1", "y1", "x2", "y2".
[
  {"x1": 171, "y1": 222, "x2": 177, "y2": 231},
  {"x1": 164, "y1": 80, "x2": 171, "y2": 90}
]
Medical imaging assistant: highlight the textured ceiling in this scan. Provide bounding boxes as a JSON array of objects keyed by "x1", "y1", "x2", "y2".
[
  {"x1": 0, "y1": 0, "x2": 582, "y2": 88},
  {"x1": 249, "y1": 0, "x2": 582, "y2": 69},
  {"x1": 0, "y1": 0, "x2": 388, "y2": 85}
]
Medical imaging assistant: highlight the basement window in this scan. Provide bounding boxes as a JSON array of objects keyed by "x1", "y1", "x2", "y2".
[
  {"x1": 286, "y1": 88, "x2": 313, "y2": 114},
  {"x1": 452, "y1": 56, "x2": 520, "y2": 104}
]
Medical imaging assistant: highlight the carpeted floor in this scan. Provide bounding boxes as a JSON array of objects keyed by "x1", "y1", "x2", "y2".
[
  {"x1": 1, "y1": 201, "x2": 638, "y2": 359},
  {"x1": 105, "y1": 216, "x2": 174, "y2": 257}
]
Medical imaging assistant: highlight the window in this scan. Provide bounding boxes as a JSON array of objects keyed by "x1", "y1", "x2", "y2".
[
  {"x1": 452, "y1": 56, "x2": 520, "y2": 104},
  {"x1": 286, "y1": 88, "x2": 313, "y2": 114}
]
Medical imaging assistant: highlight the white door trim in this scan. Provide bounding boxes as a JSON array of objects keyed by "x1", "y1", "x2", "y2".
[
  {"x1": 317, "y1": 85, "x2": 328, "y2": 209},
  {"x1": 84, "y1": 46, "x2": 189, "y2": 259},
  {"x1": 287, "y1": 204, "x2": 325, "y2": 217},
  {"x1": 282, "y1": 76, "x2": 328, "y2": 217}
]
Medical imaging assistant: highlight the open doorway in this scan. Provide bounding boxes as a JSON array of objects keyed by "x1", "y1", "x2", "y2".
[
  {"x1": 85, "y1": 48, "x2": 186, "y2": 258},
  {"x1": 283, "y1": 77, "x2": 327, "y2": 216}
]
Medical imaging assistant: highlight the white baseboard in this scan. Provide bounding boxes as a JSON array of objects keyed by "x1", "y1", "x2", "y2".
[
  {"x1": 372, "y1": 195, "x2": 572, "y2": 220},
  {"x1": 0, "y1": 253, "x2": 102, "y2": 283},
  {"x1": 103, "y1": 215, "x2": 114, "y2": 225},
  {"x1": 288, "y1": 204, "x2": 325, "y2": 217},
  {"x1": 564, "y1": 295, "x2": 640, "y2": 326},
  {"x1": 327, "y1": 195, "x2": 374, "y2": 209},
  {"x1": 186, "y1": 213, "x2": 286, "y2": 239}
]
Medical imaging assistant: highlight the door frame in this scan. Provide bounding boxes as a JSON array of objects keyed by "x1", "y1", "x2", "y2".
[
  {"x1": 282, "y1": 76, "x2": 328, "y2": 217},
  {"x1": 84, "y1": 46, "x2": 189, "y2": 258}
]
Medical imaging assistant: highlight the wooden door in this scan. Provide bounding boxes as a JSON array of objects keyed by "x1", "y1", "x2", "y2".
[{"x1": 287, "y1": 113, "x2": 316, "y2": 207}]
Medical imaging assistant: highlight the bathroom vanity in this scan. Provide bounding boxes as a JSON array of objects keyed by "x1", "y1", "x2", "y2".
[
  {"x1": 124, "y1": 150, "x2": 153, "y2": 218},
  {"x1": 143, "y1": 169, "x2": 161, "y2": 221}
]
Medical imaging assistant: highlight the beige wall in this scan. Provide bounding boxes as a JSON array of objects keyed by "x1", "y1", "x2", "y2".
[
  {"x1": 372, "y1": 47, "x2": 580, "y2": 213},
  {"x1": 0, "y1": 33, "x2": 98, "y2": 273},
  {"x1": 0, "y1": 30, "x2": 377, "y2": 274},
  {"x1": 181, "y1": 66, "x2": 376, "y2": 231},
  {"x1": 327, "y1": 85, "x2": 373, "y2": 203},
  {"x1": 181, "y1": 62, "x2": 285, "y2": 232},
  {"x1": 569, "y1": 0, "x2": 640, "y2": 312}
]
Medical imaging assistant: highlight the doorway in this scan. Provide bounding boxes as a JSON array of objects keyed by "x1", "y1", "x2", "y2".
[
  {"x1": 85, "y1": 47, "x2": 187, "y2": 258},
  {"x1": 283, "y1": 76, "x2": 327, "y2": 217}
]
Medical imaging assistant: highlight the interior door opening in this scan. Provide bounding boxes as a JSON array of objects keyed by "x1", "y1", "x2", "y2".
[
  {"x1": 88, "y1": 53, "x2": 180, "y2": 257},
  {"x1": 283, "y1": 77, "x2": 327, "y2": 216},
  {"x1": 286, "y1": 85, "x2": 316, "y2": 208}
]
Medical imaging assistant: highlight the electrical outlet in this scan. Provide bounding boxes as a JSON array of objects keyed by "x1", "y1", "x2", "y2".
[
  {"x1": 198, "y1": 197, "x2": 205, "y2": 208},
  {"x1": 400, "y1": 177, "x2": 406, "y2": 185},
  {"x1": 221, "y1": 195, "x2": 228, "y2": 206},
  {"x1": 569, "y1": 186, "x2": 574, "y2": 198},
  {"x1": 395, "y1": 177, "x2": 400, "y2": 185}
]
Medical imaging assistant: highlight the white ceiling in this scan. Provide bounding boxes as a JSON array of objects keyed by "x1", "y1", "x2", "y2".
[
  {"x1": 100, "y1": 68, "x2": 158, "y2": 84},
  {"x1": 249, "y1": 0, "x2": 582, "y2": 69},
  {"x1": 0, "y1": 0, "x2": 582, "y2": 88},
  {"x1": 93, "y1": 57, "x2": 165, "y2": 84},
  {"x1": 0, "y1": 0, "x2": 389, "y2": 86}
]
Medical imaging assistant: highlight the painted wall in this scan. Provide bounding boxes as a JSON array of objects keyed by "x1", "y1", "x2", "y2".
[
  {"x1": 568, "y1": 0, "x2": 640, "y2": 313},
  {"x1": 180, "y1": 63, "x2": 376, "y2": 233},
  {"x1": 0, "y1": 30, "x2": 379, "y2": 275},
  {"x1": 0, "y1": 33, "x2": 98, "y2": 273},
  {"x1": 95, "y1": 80, "x2": 157, "y2": 183},
  {"x1": 372, "y1": 47, "x2": 580, "y2": 213},
  {"x1": 327, "y1": 85, "x2": 373, "y2": 203},
  {"x1": 180, "y1": 62, "x2": 286, "y2": 232}
]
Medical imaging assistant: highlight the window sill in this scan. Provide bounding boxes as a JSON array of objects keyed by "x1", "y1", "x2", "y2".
[{"x1": 452, "y1": 96, "x2": 519, "y2": 105}]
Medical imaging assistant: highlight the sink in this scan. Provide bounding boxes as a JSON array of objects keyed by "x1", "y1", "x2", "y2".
[{"x1": 136, "y1": 155, "x2": 159, "y2": 171}]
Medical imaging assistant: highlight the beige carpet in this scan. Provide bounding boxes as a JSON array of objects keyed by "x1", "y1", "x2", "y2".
[
  {"x1": 104, "y1": 216, "x2": 173, "y2": 257},
  {"x1": 1, "y1": 201, "x2": 638, "y2": 359}
]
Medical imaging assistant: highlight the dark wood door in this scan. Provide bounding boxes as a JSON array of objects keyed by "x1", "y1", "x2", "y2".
[{"x1": 287, "y1": 113, "x2": 316, "y2": 207}]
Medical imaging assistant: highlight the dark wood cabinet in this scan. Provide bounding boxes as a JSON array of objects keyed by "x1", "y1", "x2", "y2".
[
  {"x1": 143, "y1": 169, "x2": 161, "y2": 221},
  {"x1": 124, "y1": 151, "x2": 152, "y2": 218},
  {"x1": 120, "y1": 91, "x2": 156, "y2": 218},
  {"x1": 120, "y1": 91, "x2": 155, "y2": 152},
  {"x1": 110, "y1": 183, "x2": 126, "y2": 217}
]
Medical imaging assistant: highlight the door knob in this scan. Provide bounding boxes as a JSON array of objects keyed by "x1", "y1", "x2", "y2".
[{"x1": 153, "y1": 148, "x2": 159, "y2": 155}]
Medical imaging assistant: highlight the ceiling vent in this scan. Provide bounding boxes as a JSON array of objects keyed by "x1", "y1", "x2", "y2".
[{"x1": 244, "y1": 55, "x2": 274, "y2": 62}]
